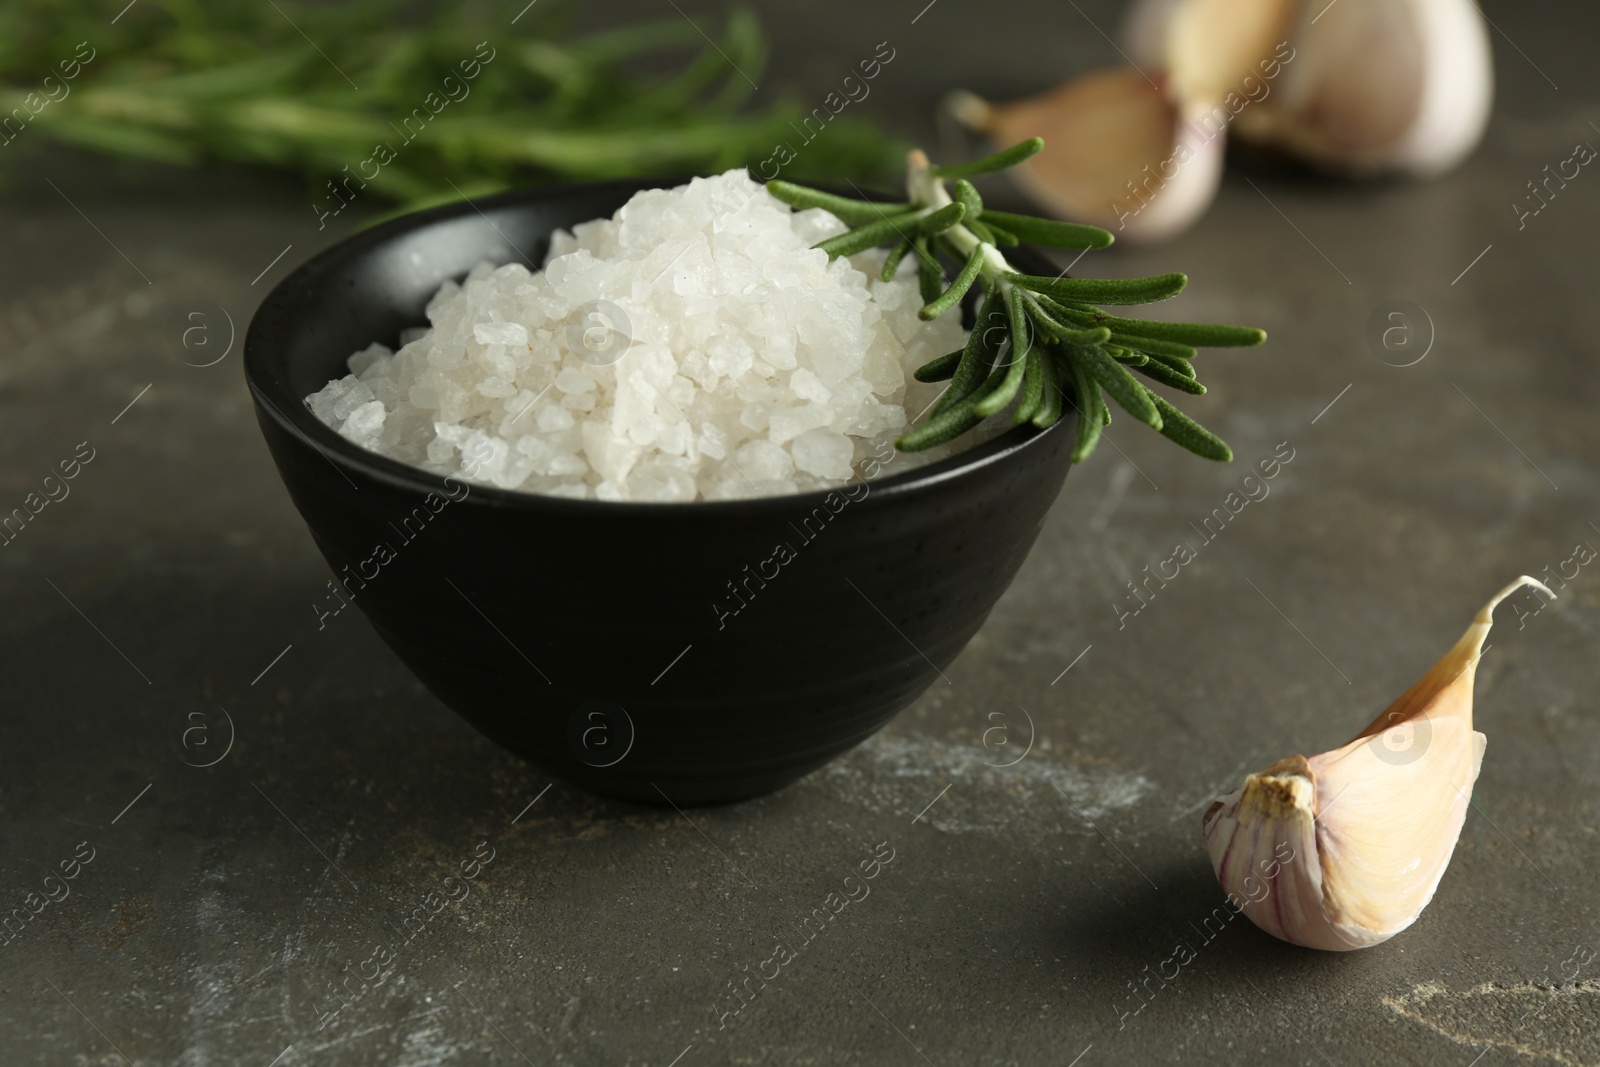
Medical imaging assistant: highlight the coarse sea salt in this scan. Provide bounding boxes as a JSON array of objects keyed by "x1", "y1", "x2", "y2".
[{"x1": 306, "y1": 169, "x2": 980, "y2": 502}]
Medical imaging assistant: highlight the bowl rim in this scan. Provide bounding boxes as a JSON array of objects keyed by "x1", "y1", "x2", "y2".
[{"x1": 244, "y1": 176, "x2": 1069, "y2": 517}]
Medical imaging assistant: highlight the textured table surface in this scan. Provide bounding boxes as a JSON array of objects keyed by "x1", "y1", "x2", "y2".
[{"x1": 2, "y1": 1, "x2": 1597, "y2": 1064}]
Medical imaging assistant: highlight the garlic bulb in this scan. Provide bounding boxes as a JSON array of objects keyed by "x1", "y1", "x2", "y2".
[
  {"x1": 1120, "y1": 0, "x2": 1184, "y2": 71},
  {"x1": 948, "y1": 0, "x2": 1493, "y2": 243},
  {"x1": 1202, "y1": 576, "x2": 1552, "y2": 951},
  {"x1": 1160, "y1": 0, "x2": 1300, "y2": 110},
  {"x1": 1233, "y1": 0, "x2": 1494, "y2": 177}
]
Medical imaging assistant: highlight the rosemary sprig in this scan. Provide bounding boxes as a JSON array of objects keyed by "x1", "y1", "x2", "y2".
[
  {"x1": 0, "y1": 0, "x2": 902, "y2": 211},
  {"x1": 766, "y1": 138, "x2": 1267, "y2": 462}
]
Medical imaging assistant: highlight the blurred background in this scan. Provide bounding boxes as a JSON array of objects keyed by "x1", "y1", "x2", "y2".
[{"x1": 3, "y1": 1, "x2": 1598, "y2": 1064}]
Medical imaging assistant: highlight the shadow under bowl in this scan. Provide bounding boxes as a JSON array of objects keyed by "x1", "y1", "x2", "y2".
[{"x1": 244, "y1": 177, "x2": 1076, "y2": 806}]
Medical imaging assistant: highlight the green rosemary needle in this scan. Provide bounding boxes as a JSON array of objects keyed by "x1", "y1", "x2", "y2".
[{"x1": 764, "y1": 141, "x2": 1268, "y2": 462}]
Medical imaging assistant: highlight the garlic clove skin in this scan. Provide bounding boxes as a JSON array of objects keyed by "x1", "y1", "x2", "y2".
[
  {"x1": 1121, "y1": 0, "x2": 1299, "y2": 105},
  {"x1": 1120, "y1": 0, "x2": 1186, "y2": 71},
  {"x1": 1133, "y1": 103, "x2": 1230, "y2": 243},
  {"x1": 1306, "y1": 721, "x2": 1485, "y2": 946},
  {"x1": 949, "y1": 69, "x2": 1227, "y2": 244},
  {"x1": 1233, "y1": 0, "x2": 1494, "y2": 177},
  {"x1": 1162, "y1": 0, "x2": 1301, "y2": 113},
  {"x1": 1202, "y1": 576, "x2": 1552, "y2": 951}
]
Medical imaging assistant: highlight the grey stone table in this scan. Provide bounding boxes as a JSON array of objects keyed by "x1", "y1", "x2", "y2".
[{"x1": 2, "y1": 1, "x2": 1596, "y2": 1063}]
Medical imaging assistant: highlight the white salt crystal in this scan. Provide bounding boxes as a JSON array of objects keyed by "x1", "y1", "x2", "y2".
[
  {"x1": 331, "y1": 380, "x2": 376, "y2": 421},
  {"x1": 347, "y1": 343, "x2": 392, "y2": 377},
  {"x1": 654, "y1": 419, "x2": 689, "y2": 456},
  {"x1": 546, "y1": 482, "x2": 589, "y2": 499},
  {"x1": 696, "y1": 422, "x2": 731, "y2": 463},
  {"x1": 733, "y1": 439, "x2": 794, "y2": 481},
  {"x1": 536, "y1": 404, "x2": 575, "y2": 433},
  {"x1": 707, "y1": 335, "x2": 753, "y2": 379},
  {"x1": 425, "y1": 280, "x2": 461, "y2": 321},
  {"x1": 767, "y1": 404, "x2": 833, "y2": 444},
  {"x1": 739, "y1": 403, "x2": 769, "y2": 433},
  {"x1": 582, "y1": 419, "x2": 640, "y2": 484},
  {"x1": 474, "y1": 321, "x2": 528, "y2": 346},
  {"x1": 562, "y1": 391, "x2": 597, "y2": 413},
  {"x1": 548, "y1": 453, "x2": 588, "y2": 477},
  {"x1": 307, "y1": 377, "x2": 353, "y2": 424},
  {"x1": 425, "y1": 438, "x2": 454, "y2": 465},
  {"x1": 555, "y1": 366, "x2": 596, "y2": 394},
  {"x1": 789, "y1": 368, "x2": 831, "y2": 403},
  {"x1": 864, "y1": 345, "x2": 905, "y2": 393},
  {"x1": 790, "y1": 428, "x2": 855, "y2": 479},
  {"x1": 484, "y1": 345, "x2": 517, "y2": 381},
  {"x1": 628, "y1": 462, "x2": 697, "y2": 502},
  {"x1": 341, "y1": 399, "x2": 386, "y2": 441},
  {"x1": 790, "y1": 207, "x2": 849, "y2": 245}
]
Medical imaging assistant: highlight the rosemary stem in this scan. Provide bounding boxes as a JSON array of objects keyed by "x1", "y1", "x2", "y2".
[{"x1": 906, "y1": 149, "x2": 1011, "y2": 282}]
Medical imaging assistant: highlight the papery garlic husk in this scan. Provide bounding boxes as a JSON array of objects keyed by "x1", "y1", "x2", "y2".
[
  {"x1": 1121, "y1": 0, "x2": 1185, "y2": 72},
  {"x1": 1158, "y1": 0, "x2": 1300, "y2": 111},
  {"x1": 949, "y1": 0, "x2": 1296, "y2": 242},
  {"x1": 1229, "y1": 0, "x2": 1494, "y2": 176},
  {"x1": 946, "y1": 70, "x2": 1226, "y2": 243},
  {"x1": 1202, "y1": 576, "x2": 1552, "y2": 951}
]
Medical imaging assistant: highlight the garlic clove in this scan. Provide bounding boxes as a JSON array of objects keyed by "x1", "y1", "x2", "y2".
[
  {"x1": 1202, "y1": 576, "x2": 1553, "y2": 951},
  {"x1": 1162, "y1": 0, "x2": 1301, "y2": 111},
  {"x1": 948, "y1": 69, "x2": 1226, "y2": 243},
  {"x1": 1119, "y1": 0, "x2": 1186, "y2": 71},
  {"x1": 1232, "y1": 0, "x2": 1494, "y2": 176},
  {"x1": 1121, "y1": 0, "x2": 1299, "y2": 106}
]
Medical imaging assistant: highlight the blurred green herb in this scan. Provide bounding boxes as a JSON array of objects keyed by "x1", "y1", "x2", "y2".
[
  {"x1": 769, "y1": 139, "x2": 1268, "y2": 463},
  {"x1": 0, "y1": 0, "x2": 902, "y2": 211}
]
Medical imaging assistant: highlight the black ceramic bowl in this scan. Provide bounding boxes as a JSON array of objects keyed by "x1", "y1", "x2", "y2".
[{"x1": 245, "y1": 178, "x2": 1075, "y2": 805}]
